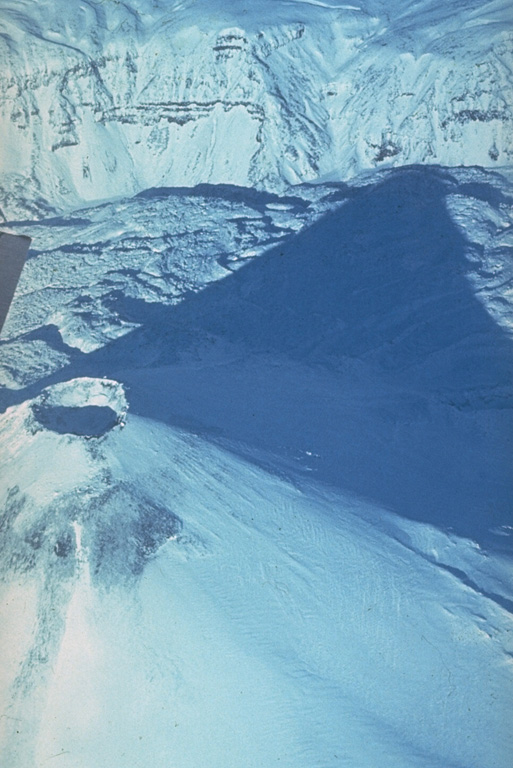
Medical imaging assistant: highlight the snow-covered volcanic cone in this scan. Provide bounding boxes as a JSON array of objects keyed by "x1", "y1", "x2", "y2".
[
  {"x1": 1, "y1": 163, "x2": 512, "y2": 767},
  {"x1": 0, "y1": 1, "x2": 512, "y2": 767}
]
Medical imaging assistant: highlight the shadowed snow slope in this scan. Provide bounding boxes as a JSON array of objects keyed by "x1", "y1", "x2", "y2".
[
  {"x1": 0, "y1": 165, "x2": 512, "y2": 767},
  {"x1": 0, "y1": 0, "x2": 512, "y2": 218}
]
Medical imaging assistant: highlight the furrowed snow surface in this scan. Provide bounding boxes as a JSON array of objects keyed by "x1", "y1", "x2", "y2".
[
  {"x1": 1, "y1": 0, "x2": 513, "y2": 766},
  {"x1": 0, "y1": 165, "x2": 512, "y2": 767}
]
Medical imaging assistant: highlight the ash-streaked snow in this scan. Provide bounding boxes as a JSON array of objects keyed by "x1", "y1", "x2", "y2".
[
  {"x1": 1, "y1": 1, "x2": 513, "y2": 767},
  {"x1": 1, "y1": 164, "x2": 512, "y2": 767}
]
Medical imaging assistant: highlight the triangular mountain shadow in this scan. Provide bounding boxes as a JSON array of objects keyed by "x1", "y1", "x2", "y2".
[
  {"x1": 84, "y1": 166, "x2": 512, "y2": 390},
  {"x1": 2, "y1": 166, "x2": 512, "y2": 547},
  {"x1": 170, "y1": 168, "x2": 511, "y2": 384}
]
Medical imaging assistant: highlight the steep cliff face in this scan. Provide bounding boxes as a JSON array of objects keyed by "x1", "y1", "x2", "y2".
[{"x1": 1, "y1": 0, "x2": 512, "y2": 218}]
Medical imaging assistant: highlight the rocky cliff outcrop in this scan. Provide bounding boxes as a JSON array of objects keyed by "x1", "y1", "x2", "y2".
[{"x1": 1, "y1": 0, "x2": 512, "y2": 219}]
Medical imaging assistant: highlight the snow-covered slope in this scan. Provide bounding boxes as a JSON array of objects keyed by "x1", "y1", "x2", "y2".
[
  {"x1": 1, "y1": 2, "x2": 513, "y2": 766},
  {"x1": 1, "y1": 0, "x2": 512, "y2": 218},
  {"x1": 1, "y1": 165, "x2": 512, "y2": 767}
]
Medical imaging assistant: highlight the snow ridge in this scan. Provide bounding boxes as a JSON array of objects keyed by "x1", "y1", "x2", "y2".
[{"x1": 1, "y1": 3, "x2": 512, "y2": 768}]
